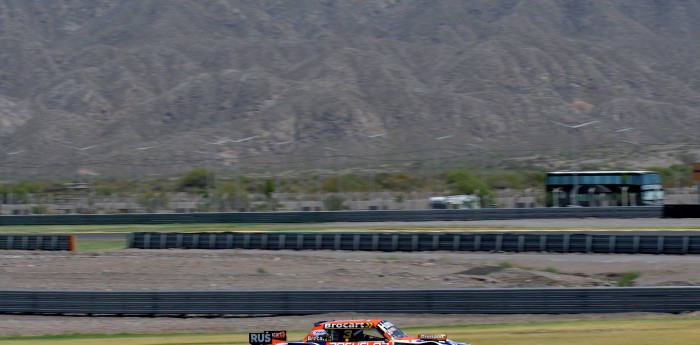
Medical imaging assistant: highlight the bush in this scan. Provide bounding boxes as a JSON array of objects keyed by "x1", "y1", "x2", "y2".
[
  {"x1": 445, "y1": 169, "x2": 492, "y2": 198},
  {"x1": 31, "y1": 205, "x2": 48, "y2": 214},
  {"x1": 324, "y1": 195, "x2": 346, "y2": 211},
  {"x1": 177, "y1": 168, "x2": 214, "y2": 192}
]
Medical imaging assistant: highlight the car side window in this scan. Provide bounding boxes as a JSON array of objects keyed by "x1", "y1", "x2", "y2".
[
  {"x1": 329, "y1": 330, "x2": 346, "y2": 341},
  {"x1": 329, "y1": 328, "x2": 386, "y2": 342},
  {"x1": 364, "y1": 328, "x2": 386, "y2": 340}
]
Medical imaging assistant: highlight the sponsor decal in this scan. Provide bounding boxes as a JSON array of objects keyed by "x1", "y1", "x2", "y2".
[
  {"x1": 249, "y1": 330, "x2": 287, "y2": 345},
  {"x1": 249, "y1": 333, "x2": 272, "y2": 345},
  {"x1": 329, "y1": 342, "x2": 385, "y2": 345},
  {"x1": 325, "y1": 322, "x2": 374, "y2": 329},
  {"x1": 418, "y1": 334, "x2": 447, "y2": 341},
  {"x1": 312, "y1": 330, "x2": 328, "y2": 336},
  {"x1": 308, "y1": 336, "x2": 330, "y2": 341}
]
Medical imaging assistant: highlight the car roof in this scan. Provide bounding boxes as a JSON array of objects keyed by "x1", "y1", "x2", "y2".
[{"x1": 316, "y1": 320, "x2": 384, "y2": 328}]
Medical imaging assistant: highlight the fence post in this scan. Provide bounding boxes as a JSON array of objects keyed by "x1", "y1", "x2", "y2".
[
  {"x1": 585, "y1": 235, "x2": 593, "y2": 253},
  {"x1": 656, "y1": 236, "x2": 664, "y2": 254},
  {"x1": 261, "y1": 233, "x2": 269, "y2": 250},
  {"x1": 352, "y1": 234, "x2": 360, "y2": 251},
  {"x1": 315, "y1": 234, "x2": 323, "y2": 250},
  {"x1": 517, "y1": 235, "x2": 525, "y2": 252},
  {"x1": 334, "y1": 234, "x2": 342, "y2": 251},
  {"x1": 278, "y1": 234, "x2": 285, "y2": 250},
  {"x1": 297, "y1": 234, "x2": 305, "y2": 250},
  {"x1": 243, "y1": 233, "x2": 251, "y2": 249},
  {"x1": 391, "y1": 234, "x2": 399, "y2": 251},
  {"x1": 608, "y1": 235, "x2": 617, "y2": 254},
  {"x1": 562, "y1": 234, "x2": 570, "y2": 253},
  {"x1": 632, "y1": 236, "x2": 640, "y2": 253},
  {"x1": 495, "y1": 234, "x2": 503, "y2": 252},
  {"x1": 539, "y1": 235, "x2": 547, "y2": 252},
  {"x1": 192, "y1": 234, "x2": 200, "y2": 249}
]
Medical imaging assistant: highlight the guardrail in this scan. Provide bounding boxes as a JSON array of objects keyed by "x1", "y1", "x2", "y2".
[
  {"x1": 0, "y1": 206, "x2": 663, "y2": 225},
  {"x1": 0, "y1": 235, "x2": 75, "y2": 251},
  {"x1": 1, "y1": 287, "x2": 698, "y2": 316},
  {"x1": 129, "y1": 232, "x2": 700, "y2": 254}
]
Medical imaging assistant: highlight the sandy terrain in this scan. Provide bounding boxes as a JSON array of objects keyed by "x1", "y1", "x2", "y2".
[
  {"x1": 1, "y1": 248, "x2": 699, "y2": 336},
  {"x1": 1, "y1": 218, "x2": 699, "y2": 336}
]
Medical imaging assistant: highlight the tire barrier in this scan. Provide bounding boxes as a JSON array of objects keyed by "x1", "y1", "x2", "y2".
[
  {"x1": 129, "y1": 232, "x2": 700, "y2": 255},
  {"x1": 0, "y1": 235, "x2": 75, "y2": 251},
  {"x1": 0, "y1": 206, "x2": 663, "y2": 226},
  {"x1": 1, "y1": 287, "x2": 698, "y2": 316}
]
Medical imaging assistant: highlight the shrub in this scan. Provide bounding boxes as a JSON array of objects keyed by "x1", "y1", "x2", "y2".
[
  {"x1": 177, "y1": 168, "x2": 214, "y2": 191},
  {"x1": 324, "y1": 195, "x2": 346, "y2": 211},
  {"x1": 617, "y1": 272, "x2": 641, "y2": 287}
]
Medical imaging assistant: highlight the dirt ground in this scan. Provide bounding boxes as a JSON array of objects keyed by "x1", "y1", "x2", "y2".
[{"x1": 1, "y1": 218, "x2": 699, "y2": 336}]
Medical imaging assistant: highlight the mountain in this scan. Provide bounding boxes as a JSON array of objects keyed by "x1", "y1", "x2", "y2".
[{"x1": 1, "y1": 0, "x2": 699, "y2": 178}]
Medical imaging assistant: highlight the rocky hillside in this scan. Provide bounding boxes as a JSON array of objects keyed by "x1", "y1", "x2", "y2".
[{"x1": 1, "y1": 0, "x2": 699, "y2": 177}]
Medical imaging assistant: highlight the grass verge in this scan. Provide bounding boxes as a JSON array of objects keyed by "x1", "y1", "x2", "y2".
[
  {"x1": 1, "y1": 318, "x2": 700, "y2": 345},
  {"x1": 77, "y1": 240, "x2": 126, "y2": 251},
  {"x1": 0, "y1": 223, "x2": 699, "y2": 235}
]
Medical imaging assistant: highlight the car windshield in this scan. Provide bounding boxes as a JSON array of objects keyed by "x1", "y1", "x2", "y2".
[{"x1": 378, "y1": 321, "x2": 407, "y2": 338}]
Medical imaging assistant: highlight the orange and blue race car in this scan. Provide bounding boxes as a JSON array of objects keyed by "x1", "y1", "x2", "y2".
[{"x1": 249, "y1": 319, "x2": 471, "y2": 345}]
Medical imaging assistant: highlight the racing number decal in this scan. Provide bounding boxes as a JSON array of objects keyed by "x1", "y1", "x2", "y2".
[{"x1": 343, "y1": 330, "x2": 353, "y2": 340}]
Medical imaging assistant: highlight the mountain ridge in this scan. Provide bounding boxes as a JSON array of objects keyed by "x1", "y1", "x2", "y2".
[{"x1": 0, "y1": 0, "x2": 698, "y2": 177}]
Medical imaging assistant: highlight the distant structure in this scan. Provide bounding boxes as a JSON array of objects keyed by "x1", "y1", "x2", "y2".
[
  {"x1": 545, "y1": 171, "x2": 664, "y2": 207},
  {"x1": 429, "y1": 195, "x2": 481, "y2": 209}
]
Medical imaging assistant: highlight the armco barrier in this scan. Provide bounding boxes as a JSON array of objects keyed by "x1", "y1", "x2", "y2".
[
  {"x1": 0, "y1": 287, "x2": 698, "y2": 316},
  {"x1": 0, "y1": 235, "x2": 75, "y2": 251},
  {"x1": 128, "y1": 232, "x2": 700, "y2": 254},
  {"x1": 0, "y1": 206, "x2": 663, "y2": 226}
]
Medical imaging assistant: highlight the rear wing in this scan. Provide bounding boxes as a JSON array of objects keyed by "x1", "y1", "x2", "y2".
[{"x1": 249, "y1": 330, "x2": 287, "y2": 345}]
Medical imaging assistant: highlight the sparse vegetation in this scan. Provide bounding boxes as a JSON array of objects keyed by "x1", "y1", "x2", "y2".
[
  {"x1": 0, "y1": 159, "x2": 694, "y2": 214},
  {"x1": 543, "y1": 267, "x2": 560, "y2": 273},
  {"x1": 323, "y1": 195, "x2": 347, "y2": 211},
  {"x1": 498, "y1": 261, "x2": 517, "y2": 268},
  {"x1": 177, "y1": 168, "x2": 214, "y2": 192},
  {"x1": 616, "y1": 272, "x2": 641, "y2": 287},
  {"x1": 256, "y1": 267, "x2": 267, "y2": 274}
]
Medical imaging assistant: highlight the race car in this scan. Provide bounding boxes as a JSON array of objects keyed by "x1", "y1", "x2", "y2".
[{"x1": 249, "y1": 319, "x2": 471, "y2": 345}]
